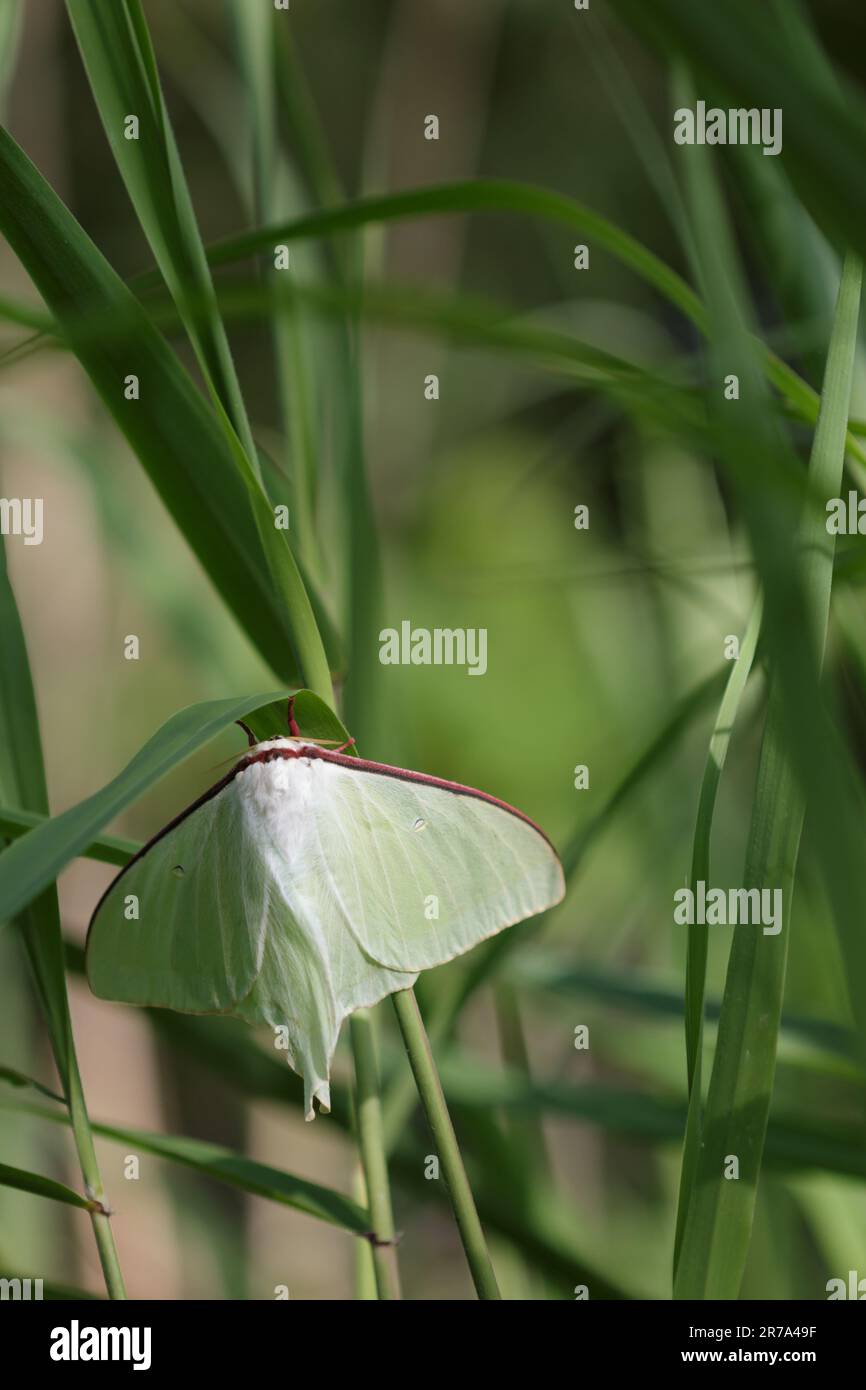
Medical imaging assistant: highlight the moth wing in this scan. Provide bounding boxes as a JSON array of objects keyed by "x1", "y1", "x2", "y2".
[
  {"x1": 230, "y1": 856, "x2": 416, "y2": 1118},
  {"x1": 222, "y1": 754, "x2": 418, "y2": 1118},
  {"x1": 307, "y1": 758, "x2": 565, "y2": 973},
  {"x1": 86, "y1": 780, "x2": 269, "y2": 1014}
]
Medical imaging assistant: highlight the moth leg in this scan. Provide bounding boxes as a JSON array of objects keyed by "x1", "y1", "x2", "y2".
[{"x1": 287, "y1": 696, "x2": 301, "y2": 737}]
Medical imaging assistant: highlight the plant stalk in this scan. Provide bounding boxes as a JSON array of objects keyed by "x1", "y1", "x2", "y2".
[
  {"x1": 66, "y1": 1053, "x2": 127, "y2": 1299},
  {"x1": 350, "y1": 1166, "x2": 378, "y2": 1299},
  {"x1": 392, "y1": 987, "x2": 501, "y2": 1299},
  {"x1": 21, "y1": 920, "x2": 126, "y2": 1299},
  {"x1": 350, "y1": 1010, "x2": 401, "y2": 1299}
]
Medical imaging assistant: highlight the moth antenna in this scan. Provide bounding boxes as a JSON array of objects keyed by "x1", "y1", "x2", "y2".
[
  {"x1": 287, "y1": 697, "x2": 301, "y2": 738},
  {"x1": 236, "y1": 719, "x2": 256, "y2": 748}
]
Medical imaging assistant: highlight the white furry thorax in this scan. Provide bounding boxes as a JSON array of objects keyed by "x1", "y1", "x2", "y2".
[
  {"x1": 227, "y1": 740, "x2": 323, "y2": 924},
  {"x1": 232, "y1": 738, "x2": 319, "y2": 819}
]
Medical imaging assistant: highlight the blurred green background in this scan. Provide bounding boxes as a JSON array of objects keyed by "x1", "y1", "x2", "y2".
[{"x1": 2, "y1": 0, "x2": 866, "y2": 1300}]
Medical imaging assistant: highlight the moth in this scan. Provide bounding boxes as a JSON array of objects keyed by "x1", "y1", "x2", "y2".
[{"x1": 87, "y1": 704, "x2": 565, "y2": 1118}]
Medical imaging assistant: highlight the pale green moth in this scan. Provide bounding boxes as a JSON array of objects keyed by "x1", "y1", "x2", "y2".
[{"x1": 87, "y1": 709, "x2": 565, "y2": 1119}]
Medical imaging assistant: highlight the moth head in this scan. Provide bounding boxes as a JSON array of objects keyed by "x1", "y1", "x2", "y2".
[{"x1": 234, "y1": 737, "x2": 317, "y2": 773}]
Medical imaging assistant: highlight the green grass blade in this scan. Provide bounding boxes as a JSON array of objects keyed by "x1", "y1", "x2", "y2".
[
  {"x1": 18, "y1": 273, "x2": 682, "y2": 409},
  {"x1": 98, "y1": 1126, "x2": 371, "y2": 1237},
  {"x1": 170, "y1": 191, "x2": 866, "y2": 474},
  {"x1": 229, "y1": 0, "x2": 324, "y2": 578},
  {"x1": 198, "y1": 179, "x2": 703, "y2": 326},
  {"x1": 269, "y1": 25, "x2": 381, "y2": 748},
  {"x1": 0, "y1": 1161, "x2": 102, "y2": 1212},
  {"x1": 611, "y1": 0, "x2": 866, "y2": 266},
  {"x1": 14, "y1": 266, "x2": 865, "y2": 495},
  {"x1": 227, "y1": 0, "x2": 275, "y2": 226},
  {"x1": 0, "y1": 293, "x2": 51, "y2": 333},
  {"x1": 0, "y1": 124, "x2": 337, "y2": 686},
  {"x1": 0, "y1": 808, "x2": 138, "y2": 868},
  {"x1": 728, "y1": 148, "x2": 838, "y2": 393},
  {"x1": 7, "y1": 174, "x2": 866, "y2": 474},
  {"x1": 65, "y1": 0, "x2": 258, "y2": 470},
  {"x1": 575, "y1": 9, "x2": 693, "y2": 258},
  {"x1": 672, "y1": 598, "x2": 762, "y2": 1272},
  {"x1": 0, "y1": 539, "x2": 126, "y2": 1297},
  {"x1": 200, "y1": 20, "x2": 331, "y2": 705},
  {"x1": 0, "y1": 1064, "x2": 66, "y2": 1104},
  {"x1": 0, "y1": 1094, "x2": 370, "y2": 1237},
  {"x1": 273, "y1": 24, "x2": 345, "y2": 215},
  {"x1": 674, "y1": 246, "x2": 863, "y2": 1298}
]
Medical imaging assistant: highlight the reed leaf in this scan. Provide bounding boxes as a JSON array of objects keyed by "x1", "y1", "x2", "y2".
[{"x1": 673, "y1": 111, "x2": 864, "y2": 1295}]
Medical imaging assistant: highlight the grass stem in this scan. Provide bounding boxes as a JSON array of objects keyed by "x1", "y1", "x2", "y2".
[
  {"x1": 392, "y1": 987, "x2": 501, "y2": 1300},
  {"x1": 350, "y1": 1166, "x2": 379, "y2": 1299},
  {"x1": 350, "y1": 1010, "x2": 401, "y2": 1300},
  {"x1": 65, "y1": 1049, "x2": 127, "y2": 1297}
]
